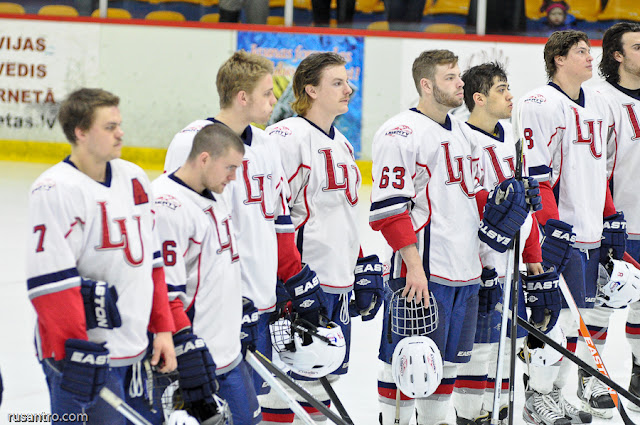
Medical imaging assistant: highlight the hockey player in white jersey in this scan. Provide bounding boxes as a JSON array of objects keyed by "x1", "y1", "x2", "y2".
[
  {"x1": 370, "y1": 51, "x2": 534, "y2": 425},
  {"x1": 154, "y1": 123, "x2": 260, "y2": 424},
  {"x1": 163, "y1": 52, "x2": 325, "y2": 413},
  {"x1": 26, "y1": 88, "x2": 177, "y2": 424},
  {"x1": 264, "y1": 52, "x2": 384, "y2": 424},
  {"x1": 519, "y1": 30, "x2": 624, "y2": 423},
  {"x1": 593, "y1": 21, "x2": 640, "y2": 413}
]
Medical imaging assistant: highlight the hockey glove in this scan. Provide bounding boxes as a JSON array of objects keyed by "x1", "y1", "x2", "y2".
[
  {"x1": 80, "y1": 278, "x2": 121, "y2": 330},
  {"x1": 601, "y1": 212, "x2": 627, "y2": 261},
  {"x1": 521, "y1": 269, "x2": 562, "y2": 333},
  {"x1": 478, "y1": 267, "x2": 502, "y2": 315},
  {"x1": 541, "y1": 219, "x2": 575, "y2": 275},
  {"x1": 284, "y1": 264, "x2": 327, "y2": 327},
  {"x1": 173, "y1": 330, "x2": 219, "y2": 406},
  {"x1": 350, "y1": 255, "x2": 384, "y2": 321},
  {"x1": 240, "y1": 297, "x2": 260, "y2": 356},
  {"x1": 523, "y1": 177, "x2": 542, "y2": 212},
  {"x1": 479, "y1": 178, "x2": 529, "y2": 253},
  {"x1": 60, "y1": 339, "x2": 109, "y2": 406}
]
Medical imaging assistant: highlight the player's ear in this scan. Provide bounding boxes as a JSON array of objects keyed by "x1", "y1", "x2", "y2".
[
  {"x1": 473, "y1": 92, "x2": 484, "y2": 107},
  {"x1": 74, "y1": 127, "x2": 86, "y2": 144},
  {"x1": 420, "y1": 78, "x2": 432, "y2": 95},
  {"x1": 198, "y1": 151, "x2": 210, "y2": 167},
  {"x1": 236, "y1": 90, "x2": 249, "y2": 106},
  {"x1": 304, "y1": 84, "x2": 317, "y2": 100},
  {"x1": 613, "y1": 50, "x2": 624, "y2": 64}
]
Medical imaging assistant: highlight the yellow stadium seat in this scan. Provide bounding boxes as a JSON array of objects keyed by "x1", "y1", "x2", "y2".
[
  {"x1": 566, "y1": 0, "x2": 600, "y2": 21},
  {"x1": 91, "y1": 8, "x2": 132, "y2": 18},
  {"x1": 38, "y1": 5, "x2": 79, "y2": 16},
  {"x1": 525, "y1": 0, "x2": 545, "y2": 19},
  {"x1": 598, "y1": 0, "x2": 640, "y2": 21},
  {"x1": 267, "y1": 15, "x2": 285, "y2": 25},
  {"x1": 424, "y1": 23, "x2": 465, "y2": 33},
  {"x1": 356, "y1": 0, "x2": 384, "y2": 13},
  {"x1": 367, "y1": 20, "x2": 389, "y2": 30},
  {"x1": 0, "y1": 2, "x2": 25, "y2": 14},
  {"x1": 294, "y1": 0, "x2": 312, "y2": 9},
  {"x1": 200, "y1": 12, "x2": 220, "y2": 22},
  {"x1": 145, "y1": 10, "x2": 186, "y2": 21},
  {"x1": 425, "y1": 0, "x2": 470, "y2": 15},
  {"x1": 270, "y1": 0, "x2": 286, "y2": 7}
]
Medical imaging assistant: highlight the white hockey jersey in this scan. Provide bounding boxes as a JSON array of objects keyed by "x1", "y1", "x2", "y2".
[
  {"x1": 595, "y1": 81, "x2": 640, "y2": 239},
  {"x1": 152, "y1": 173, "x2": 242, "y2": 373},
  {"x1": 469, "y1": 121, "x2": 537, "y2": 275},
  {"x1": 164, "y1": 119, "x2": 294, "y2": 312},
  {"x1": 518, "y1": 83, "x2": 611, "y2": 248},
  {"x1": 369, "y1": 109, "x2": 483, "y2": 286},
  {"x1": 26, "y1": 159, "x2": 161, "y2": 366},
  {"x1": 266, "y1": 117, "x2": 361, "y2": 293}
]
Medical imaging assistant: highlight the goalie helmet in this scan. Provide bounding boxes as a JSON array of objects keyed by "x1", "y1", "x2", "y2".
[
  {"x1": 270, "y1": 315, "x2": 346, "y2": 378},
  {"x1": 518, "y1": 325, "x2": 566, "y2": 367},
  {"x1": 597, "y1": 259, "x2": 640, "y2": 309},
  {"x1": 391, "y1": 336, "x2": 443, "y2": 398},
  {"x1": 390, "y1": 288, "x2": 439, "y2": 337}
]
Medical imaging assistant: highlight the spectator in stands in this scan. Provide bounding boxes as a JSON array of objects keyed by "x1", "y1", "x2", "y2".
[
  {"x1": 311, "y1": 0, "x2": 355, "y2": 26},
  {"x1": 384, "y1": 0, "x2": 427, "y2": 31},
  {"x1": 219, "y1": 0, "x2": 269, "y2": 24},
  {"x1": 540, "y1": 1, "x2": 575, "y2": 31}
]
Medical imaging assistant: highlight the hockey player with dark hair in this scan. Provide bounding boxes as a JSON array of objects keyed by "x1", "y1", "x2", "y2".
[
  {"x1": 518, "y1": 30, "x2": 622, "y2": 423},
  {"x1": 370, "y1": 50, "x2": 536, "y2": 425},
  {"x1": 26, "y1": 88, "x2": 177, "y2": 423},
  {"x1": 452, "y1": 61, "x2": 574, "y2": 425},
  {"x1": 264, "y1": 51, "x2": 383, "y2": 424},
  {"x1": 593, "y1": 21, "x2": 640, "y2": 413},
  {"x1": 154, "y1": 123, "x2": 258, "y2": 424}
]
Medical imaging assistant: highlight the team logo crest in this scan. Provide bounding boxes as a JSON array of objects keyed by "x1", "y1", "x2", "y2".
[
  {"x1": 524, "y1": 94, "x2": 546, "y2": 104},
  {"x1": 385, "y1": 125, "x2": 413, "y2": 138},
  {"x1": 269, "y1": 126, "x2": 292, "y2": 137},
  {"x1": 155, "y1": 194, "x2": 181, "y2": 210}
]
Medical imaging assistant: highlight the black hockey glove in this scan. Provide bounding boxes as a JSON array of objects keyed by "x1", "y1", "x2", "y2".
[
  {"x1": 284, "y1": 264, "x2": 327, "y2": 327},
  {"x1": 350, "y1": 255, "x2": 384, "y2": 321},
  {"x1": 173, "y1": 330, "x2": 219, "y2": 407},
  {"x1": 601, "y1": 212, "x2": 627, "y2": 261},
  {"x1": 523, "y1": 177, "x2": 542, "y2": 212},
  {"x1": 80, "y1": 278, "x2": 121, "y2": 330},
  {"x1": 240, "y1": 297, "x2": 260, "y2": 356},
  {"x1": 478, "y1": 267, "x2": 501, "y2": 315},
  {"x1": 479, "y1": 178, "x2": 529, "y2": 253},
  {"x1": 60, "y1": 339, "x2": 109, "y2": 406},
  {"x1": 521, "y1": 268, "x2": 562, "y2": 333},
  {"x1": 541, "y1": 219, "x2": 575, "y2": 275}
]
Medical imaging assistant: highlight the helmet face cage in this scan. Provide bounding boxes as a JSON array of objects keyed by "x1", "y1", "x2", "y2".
[
  {"x1": 270, "y1": 315, "x2": 296, "y2": 354},
  {"x1": 390, "y1": 289, "x2": 439, "y2": 337}
]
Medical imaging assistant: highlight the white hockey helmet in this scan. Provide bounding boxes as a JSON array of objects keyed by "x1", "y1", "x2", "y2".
[
  {"x1": 270, "y1": 315, "x2": 346, "y2": 378},
  {"x1": 597, "y1": 259, "x2": 640, "y2": 309},
  {"x1": 391, "y1": 336, "x2": 443, "y2": 398},
  {"x1": 519, "y1": 325, "x2": 566, "y2": 367},
  {"x1": 168, "y1": 411, "x2": 199, "y2": 425}
]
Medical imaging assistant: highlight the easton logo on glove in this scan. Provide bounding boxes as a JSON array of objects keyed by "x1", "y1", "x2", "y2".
[
  {"x1": 550, "y1": 229, "x2": 576, "y2": 243},
  {"x1": 299, "y1": 299, "x2": 315, "y2": 308},
  {"x1": 603, "y1": 220, "x2": 627, "y2": 230},
  {"x1": 294, "y1": 276, "x2": 320, "y2": 297},
  {"x1": 479, "y1": 223, "x2": 512, "y2": 247},
  {"x1": 356, "y1": 278, "x2": 371, "y2": 286},
  {"x1": 92, "y1": 282, "x2": 110, "y2": 328},
  {"x1": 69, "y1": 352, "x2": 108, "y2": 365},
  {"x1": 175, "y1": 338, "x2": 206, "y2": 356},
  {"x1": 242, "y1": 311, "x2": 259, "y2": 324},
  {"x1": 524, "y1": 279, "x2": 559, "y2": 291},
  {"x1": 355, "y1": 263, "x2": 383, "y2": 274}
]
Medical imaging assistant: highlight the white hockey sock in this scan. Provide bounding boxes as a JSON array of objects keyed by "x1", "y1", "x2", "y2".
[
  {"x1": 627, "y1": 301, "x2": 640, "y2": 361},
  {"x1": 552, "y1": 310, "x2": 578, "y2": 390},
  {"x1": 453, "y1": 343, "x2": 490, "y2": 421},
  {"x1": 415, "y1": 363, "x2": 457, "y2": 425},
  {"x1": 378, "y1": 360, "x2": 415, "y2": 425}
]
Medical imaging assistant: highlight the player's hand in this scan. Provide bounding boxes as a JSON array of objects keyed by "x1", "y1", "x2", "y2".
[
  {"x1": 402, "y1": 265, "x2": 429, "y2": 306},
  {"x1": 478, "y1": 267, "x2": 501, "y2": 315},
  {"x1": 526, "y1": 262, "x2": 544, "y2": 275},
  {"x1": 521, "y1": 268, "x2": 562, "y2": 333},
  {"x1": 284, "y1": 265, "x2": 327, "y2": 326},
  {"x1": 61, "y1": 339, "x2": 109, "y2": 407},
  {"x1": 152, "y1": 331, "x2": 176, "y2": 373},
  {"x1": 601, "y1": 212, "x2": 627, "y2": 261},
  {"x1": 350, "y1": 255, "x2": 384, "y2": 320},
  {"x1": 541, "y1": 219, "x2": 575, "y2": 274}
]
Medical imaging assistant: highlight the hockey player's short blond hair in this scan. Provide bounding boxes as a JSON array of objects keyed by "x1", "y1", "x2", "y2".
[
  {"x1": 544, "y1": 30, "x2": 590, "y2": 79},
  {"x1": 412, "y1": 50, "x2": 458, "y2": 96},
  {"x1": 58, "y1": 88, "x2": 120, "y2": 144},
  {"x1": 217, "y1": 50, "x2": 274, "y2": 109},
  {"x1": 292, "y1": 52, "x2": 347, "y2": 116}
]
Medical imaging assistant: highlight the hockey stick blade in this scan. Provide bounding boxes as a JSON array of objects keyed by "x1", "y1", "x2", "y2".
[
  {"x1": 99, "y1": 387, "x2": 153, "y2": 425},
  {"x1": 320, "y1": 376, "x2": 354, "y2": 424},
  {"x1": 248, "y1": 350, "x2": 350, "y2": 425}
]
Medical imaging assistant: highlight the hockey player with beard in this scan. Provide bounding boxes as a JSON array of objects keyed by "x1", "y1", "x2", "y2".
[{"x1": 518, "y1": 30, "x2": 623, "y2": 423}]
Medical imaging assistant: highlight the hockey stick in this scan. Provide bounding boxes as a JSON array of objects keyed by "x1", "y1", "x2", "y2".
[
  {"x1": 99, "y1": 387, "x2": 153, "y2": 425},
  {"x1": 247, "y1": 350, "x2": 350, "y2": 425},
  {"x1": 557, "y1": 273, "x2": 636, "y2": 425},
  {"x1": 394, "y1": 388, "x2": 401, "y2": 424},
  {"x1": 319, "y1": 377, "x2": 354, "y2": 424}
]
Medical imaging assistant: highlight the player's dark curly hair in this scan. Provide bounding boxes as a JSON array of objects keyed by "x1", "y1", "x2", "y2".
[
  {"x1": 412, "y1": 49, "x2": 458, "y2": 96},
  {"x1": 461, "y1": 62, "x2": 508, "y2": 112},
  {"x1": 599, "y1": 22, "x2": 640, "y2": 84},
  {"x1": 543, "y1": 30, "x2": 589, "y2": 79},
  {"x1": 292, "y1": 52, "x2": 347, "y2": 116},
  {"x1": 58, "y1": 88, "x2": 119, "y2": 144}
]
